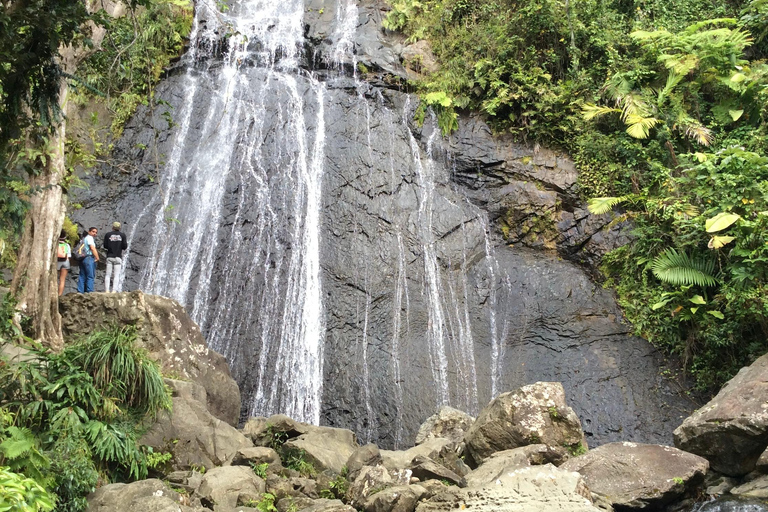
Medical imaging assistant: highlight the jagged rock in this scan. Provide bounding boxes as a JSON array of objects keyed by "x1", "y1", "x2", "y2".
[
  {"x1": 674, "y1": 353, "x2": 768, "y2": 476},
  {"x1": 705, "y1": 473, "x2": 738, "y2": 496},
  {"x1": 277, "y1": 497, "x2": 315, "y2": 512},
  {"x1": 348, "y1": 465, "x2": 395, "y2": 509},
  {"x1": 228, "y1": 447, "x2": 283, "y2": 473},
  {"x1": 464, "y1": 382, "x2": 587, "y2": 465},
  {"x1": 286, "y1": 477, "x2": 319, "y2": 499},
  {"x1": 196, "y1": 466, "x2": 266, "y2": 510},
  {"x1": 731, "y1": 474, "x2": 768, "y2": 498},
  {"x1": 409, "y1": 455, "x2": 466, "y2": 487},
  {"x1": 363, "y1": 484, "x2": 427, "y2": 512},
  {"x1": 415, "y1": 464, "x2": 605, "y2": 511},
  {"x1": 266, "y1": 474, "x2": 300, "y2": 500},
  {"x1": 59, "y1": 291, "x2": 240, "y2": 426},
  {"x1": 284, "y1": 426, "x2": 358, "y2": 474},
  {"x1": 296, "y1": 498, "x2": 356, "y2": 512},
  {"x1": 758, "y1": 447, "x2": 768, "y2": 473},
  {"x1": 401, "y1": 40, "x2": 439, "y2": 77},
  {"x1": 87, "y1": 479, "x2": 206, "y2": 512},
  {"x1": 415, "y1": 406, "x2": 474, "y2": 447},
  {"x1": 140, "y1": 390, "x2": 253, "y2": 470},
  {"x1": 560, "y1": 442, "x2": 708, "y2": 509},
  {"x1": 465, "y1": 444, "x2": 569, "y2": 488},
  {"x1": 381, "y1": 439, "x2": 452, "y2": 472},
  {"x1": 347, "y1": 444, "x2": 383, "y2": 480}
]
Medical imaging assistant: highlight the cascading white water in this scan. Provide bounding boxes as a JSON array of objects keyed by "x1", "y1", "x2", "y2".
[
  {"x1": 124, "y1": 0, "x2": 326, "y2": 424},
  {"x1": 120, "y1": 0, "x2": 510, "y2": 443}
]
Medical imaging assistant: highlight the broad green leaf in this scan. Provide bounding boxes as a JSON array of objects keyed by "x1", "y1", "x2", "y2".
[
  {"x1": 693, "y1": 152, "x2": 708, "y2": 162},
  {"x1": 689, "y1": 295, "x2": 706, "y2": 305},
  {"x1": 729, "y1": 109, "x2": 744, "y2": 121},
  {"x1": 705, "y1": 212, "x2": 740, "y2": 233},
  {"x1": 707, "y1": 310, "x2": 725, "y2": 319},
  {"x1": 708, "y1": 235, "x2": 735, "y2": 249},
  {"x1": 652, "y1": 301, "x2": 669, "y2": 310},
  {"x1": 690, "y1": 307, "x2": 699, "y2": 314},
  {"x1": 730, "y1": 72, "x2": 746, "y2": 83}
]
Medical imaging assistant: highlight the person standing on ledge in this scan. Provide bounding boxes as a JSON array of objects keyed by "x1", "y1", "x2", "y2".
[
  {"x1": 77, "y1": 227, "x2": 99, "y2": 293},
  {"x1": 103, "y1": 221, "x2": 128, "y2": 292}
]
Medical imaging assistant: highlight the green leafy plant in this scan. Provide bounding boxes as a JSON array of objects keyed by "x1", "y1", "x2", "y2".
[
  {"x1": 251, "y1": 461, "x2": 269, "y2": 479},
  {"x1": 0, "y1": 466, "x2": 55, "y2": 512}
]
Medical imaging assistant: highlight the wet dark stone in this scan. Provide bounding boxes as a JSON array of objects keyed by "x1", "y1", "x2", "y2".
[{"x1": 68, "y1": 0, "x2": 697, "y2": 450}]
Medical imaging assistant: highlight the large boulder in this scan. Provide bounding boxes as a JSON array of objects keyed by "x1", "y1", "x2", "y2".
[
  {"x1": 674, "y1": 353, "x2": 768, "y2": 476},
  {"x1": 59, "y1": 291, "x2": 240, "y2": 425},
  {"x1": 87, "y1": 478, "x2": 207, "y2": 512},
  {"x1": 415, "y1": 406, "x2": 474, "y2": 447},
  {"x1": 464, "y1": 382, "x2": 587, "y2": 465},
  {"x1": 363, "y1": 484, "x2": 427, "y2": 512},
  {"x1": 196, "y1": 466, "x2": 266, "y2": 510},
  {"x1": 415, "y1": 464, "x2": 605, "y2": 512},
  {"x1": 560, "y1": 442, "x2": 708, "y2": 509},
  {"x1": 465, "y1": 444, "x2": 569, "y2": 488},
  {"x1": 283, "y1": 425, "x2": 358, "y2": 474},
  {"x1": 140, "y1": 382, "x2": 253, "y2": 470},
  {"x1": 381, "y1": 438, "x2": 453, "y2": 472}
]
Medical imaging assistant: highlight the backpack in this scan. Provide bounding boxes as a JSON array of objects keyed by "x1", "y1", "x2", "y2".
[
  {"x1": 57, "y1": 241, "x2": 68, "y2": 260},
  {"x1": 73, "y1": 238, "x2": 89, "y2": 261}
]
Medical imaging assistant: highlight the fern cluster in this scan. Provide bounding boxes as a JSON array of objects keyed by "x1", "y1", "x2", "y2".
[{"x1": 0, "y1": 325, "x2": 172, "y2": 510}]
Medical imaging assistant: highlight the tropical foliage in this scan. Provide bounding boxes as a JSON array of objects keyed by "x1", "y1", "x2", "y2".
[
  {"x1": 385, "y1": 0, "x2": 768, "y2": 389},
  {"x1": 0, "y1": 325, "x2": 171, "y2": 511}
]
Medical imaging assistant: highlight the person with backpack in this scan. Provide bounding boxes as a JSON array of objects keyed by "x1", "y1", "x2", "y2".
[
  {"x1": 56, "y1": 231, "x2": 71, "y2": 296},
  {"x1": 103, "y1": 221, "x2": 128, "y2": 292},
  {"x1": 76, "y1": 227, "x2": 99, "y2": 293}
]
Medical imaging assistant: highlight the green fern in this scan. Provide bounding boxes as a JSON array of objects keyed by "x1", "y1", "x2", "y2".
[
  {"x1": 651, "y1": 248, "x2": 718, "y2": 286},
  {"x1": 587, "y1": 196, "x2": 631, "y2": 215}
]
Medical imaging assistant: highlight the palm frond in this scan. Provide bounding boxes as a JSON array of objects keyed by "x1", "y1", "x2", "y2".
[
  {"x1": 582, "y1": 104, "x2": 621, "y2": 120},
  {"x1": 587, "y1": 196, "x2": 631, "y2": 215},
  {"x1": 625, "y1": 114, "x2": 659, "y2": 139},
  {"x1": 651, "y1": 248, "x2": 718, "y2": 286}
]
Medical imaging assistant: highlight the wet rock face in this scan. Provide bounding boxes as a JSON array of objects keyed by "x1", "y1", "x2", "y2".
[
  {"x1": 70, "y1": 0, "x2": 695, "y2": 449},
  {"x1": 674, "y1": 353, "x2": 768, "y2": 476}
]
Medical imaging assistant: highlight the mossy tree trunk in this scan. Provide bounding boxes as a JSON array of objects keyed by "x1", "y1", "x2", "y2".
[{"x1": 10, "y1": 78, "x2": 70, "y2": 350}]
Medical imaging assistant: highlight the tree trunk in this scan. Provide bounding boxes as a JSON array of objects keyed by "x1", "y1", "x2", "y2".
[{"x1": 10, "y1": 80, "x2": 69, "y2": 350}]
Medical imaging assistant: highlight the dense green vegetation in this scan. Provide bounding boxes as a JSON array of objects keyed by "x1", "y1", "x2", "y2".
[
  {"x1": 0, "y1": 325, "x2": 171, "y2": 511},
  {"x1": 0, "y1": 0, "x2": 192, "y2": 285},
  {"x1": 385, "y1": 0, "x2": 768, "y2": 390}
]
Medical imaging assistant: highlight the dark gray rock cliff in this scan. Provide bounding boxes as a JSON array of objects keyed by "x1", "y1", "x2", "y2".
[{"x1": 69, "y1": 0, "x2": 696, "y2": 449}]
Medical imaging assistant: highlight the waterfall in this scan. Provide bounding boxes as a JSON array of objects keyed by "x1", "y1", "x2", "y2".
[
  {"x1": 124, "y1": 0, "x2": 327, "y2": 424},
  {"x1": 120, "y1": 0, "x2": 504, "y2": 441}
]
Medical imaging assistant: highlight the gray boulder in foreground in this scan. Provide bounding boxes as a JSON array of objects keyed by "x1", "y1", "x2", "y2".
[
  {"x1": 674, "y1": 353, "x2": 768, "y2": 476},
  {"x1": 140, "y1": 383, "x2": 253, "y2": 470},
  {"x1": 87, "y1": 479, "x2": 207, "y2": 512},
  {"x1": 197, "y1": 466, "x2": 266, "y2": 510},
  {"x1": 464, "y1": 382, "x2": 587, "y2": 465},
  {"x1": 415, "y1": 406, "x2": 474, "y2": 446},
  {"x1": 560, "y1": 442, "x2": 708, "y2": 509},
  {"x1": 415, "y1": 464, "x2": 605, "y2": 512},
  {"x1": 465, "y1": 444, "x2": 569, "y2": 488},
  {"x1": 283, "y1": 425, "x2": 358, "y2": 474}
]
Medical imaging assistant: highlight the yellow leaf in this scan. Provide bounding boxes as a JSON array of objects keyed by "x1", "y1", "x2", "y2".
[
  {"x1": 708, "y1": 235, "x2": 736, "y2": 249},
  {"x1": 705, "y1": 212, "x2": 740, "y2": 233}
]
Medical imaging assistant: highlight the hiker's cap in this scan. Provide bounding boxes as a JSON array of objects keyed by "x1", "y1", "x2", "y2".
[{"x1": 112, "y1": 222, "x2": 121, "y2": 229}]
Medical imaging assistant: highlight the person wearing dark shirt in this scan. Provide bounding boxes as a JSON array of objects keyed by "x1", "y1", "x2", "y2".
[{"x1": 103, "y1": 221, "x2": 128, "y2": 292}]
